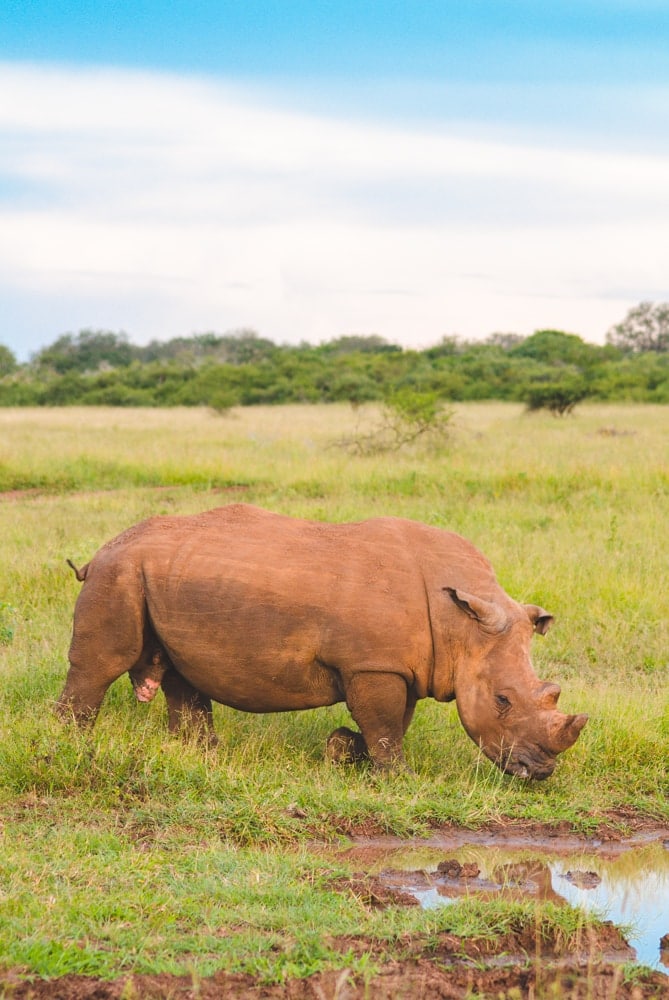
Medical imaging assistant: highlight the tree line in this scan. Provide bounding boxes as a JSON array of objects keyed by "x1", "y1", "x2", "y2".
[{"x1": 1, "y1": 301, "x2": 668, "y2": 410}]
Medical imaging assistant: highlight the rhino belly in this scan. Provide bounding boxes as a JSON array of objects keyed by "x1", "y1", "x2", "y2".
[
  {"x1": 146, "y1": 586, "x2": 347, "y2": 713},
  {"x1": 166, "y1": 647, "x2": 345, "y2": 713}
]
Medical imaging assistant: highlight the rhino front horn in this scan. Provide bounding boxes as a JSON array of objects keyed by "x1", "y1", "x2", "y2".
[{"x1": 554, "y1": 712, "x2": 588, "y2": 751}]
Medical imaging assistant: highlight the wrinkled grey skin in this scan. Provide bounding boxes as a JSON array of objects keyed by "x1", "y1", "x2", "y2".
[{"x1": 59, "y1": 504, "x2": 587, "y2": 776}]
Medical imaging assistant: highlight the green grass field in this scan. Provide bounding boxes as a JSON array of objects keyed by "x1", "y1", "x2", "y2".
[{"x1": 0, "y1": 402, "x2": 667, "y2": 984}]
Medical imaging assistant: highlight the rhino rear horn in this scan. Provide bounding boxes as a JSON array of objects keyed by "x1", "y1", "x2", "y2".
[
  {"x1": 444, "y1": 587, "x2": 507, "y2": 634},
  {"x1": 537, "y1": 682, "x2": 561, "y2": 708}
]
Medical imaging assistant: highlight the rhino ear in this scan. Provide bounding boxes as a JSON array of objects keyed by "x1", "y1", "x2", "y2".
[
  {"x1": 524, "y1": 605, "x2": 554, "y2": 635},
  {"x1": 443, "y1": 587, "x2": 507, "y2": 634}
]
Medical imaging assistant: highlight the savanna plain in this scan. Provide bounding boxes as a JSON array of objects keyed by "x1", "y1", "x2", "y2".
[{"x1": 0, "y1": 402, "x2": 668, "y2": 999}]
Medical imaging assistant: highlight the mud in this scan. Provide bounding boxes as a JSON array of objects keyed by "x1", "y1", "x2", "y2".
[
  {"x1": 2, "y1": 946, "x2": 667, "y2": 999},
  {"x1": 3, "y1": 821, "x2": 669, "y2": 999}
]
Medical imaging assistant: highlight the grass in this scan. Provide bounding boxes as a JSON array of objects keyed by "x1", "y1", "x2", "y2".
[{"x1": 0, "y1": 402, "x2": 668, "y2": 983}]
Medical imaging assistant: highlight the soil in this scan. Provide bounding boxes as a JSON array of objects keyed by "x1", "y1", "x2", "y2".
[
  {"x1": 329, "y1": 807, "x2": 669, "y2": 852},
  {"x1": 1, "y1": 937, "x2": 667, "y2": 1000},
  {"x1": 3, "y1": 818, "x2": 669, "y2": 999}
]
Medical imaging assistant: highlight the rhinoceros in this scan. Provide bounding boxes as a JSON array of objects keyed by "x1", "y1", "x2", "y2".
[{"x1": 58, "y1": 503, "x2": 587, "y2": 777}]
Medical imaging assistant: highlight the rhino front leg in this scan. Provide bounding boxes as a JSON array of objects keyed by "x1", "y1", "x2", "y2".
[
  {"x1": 160, "y1": 669, "x2": 218, "y2": 746},
  {"x1": 327, "y1": 683, "x2": 417, "y2": 767},
  {"x1": 344, "y1": 672, "x2": 411, "y2": 770}
]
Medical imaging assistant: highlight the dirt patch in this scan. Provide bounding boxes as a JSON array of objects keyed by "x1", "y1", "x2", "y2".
[
  {"x1": 300, "y1": 808, "x2": 669, "y2": 852},
  {"x1": 339, "y1": 811, "x2": 669, "y2": 856},
  {"x1": 2, "y1": 939, "x2": 667, "y2": 1000}
]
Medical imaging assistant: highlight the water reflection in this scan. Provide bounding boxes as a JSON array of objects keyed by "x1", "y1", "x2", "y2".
[
  {"x1": 551, "y1": 847, "x2": 669, "y2": 973},
  {"x1": 346, "y1": 841, "x2": 669, "y2": 974}
]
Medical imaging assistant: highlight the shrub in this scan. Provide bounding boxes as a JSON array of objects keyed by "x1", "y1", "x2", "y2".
[
  {"x1": 337, "y1": 389, "x2": 454, "y2": 454},
  {"x1": 524, "y1": 378, "x2": 590, "y2": 416}
]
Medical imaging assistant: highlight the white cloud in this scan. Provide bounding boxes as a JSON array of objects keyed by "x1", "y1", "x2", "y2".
[{"x1": 1, "y1": 61, "x2": 668, "y2": 357}]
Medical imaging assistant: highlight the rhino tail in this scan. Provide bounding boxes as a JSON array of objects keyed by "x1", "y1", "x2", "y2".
[{"x1": 66, "y1": 558, "x2": 89, "y2": 583}]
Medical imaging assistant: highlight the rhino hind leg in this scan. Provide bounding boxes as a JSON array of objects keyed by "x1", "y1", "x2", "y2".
[
  {"x1": 59, "y1": 615, "x2": 140, "y2": 723},
  {"x1": 56, "y1": 666, "x2": 117, "y2": 726},
  {"x1": 160, "y1": 668, "x2": 218, "y2": 746},
  {"x1": 58, "y1": 574, "x2": 149, "y2": 725}
]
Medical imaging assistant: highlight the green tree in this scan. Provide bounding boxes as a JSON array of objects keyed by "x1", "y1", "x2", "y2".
[
  {"x1": 424, "y1": 335, "x2": 462, "y2": 358},
  {"x1": 0, "y1": 344, "x2": 18, "y2": 377},
  {"x1": 524, "y1": 376, "x2": 590, "y2": 416},
  {"x1": 318, "y1": 334, "x2": 401, "y2": 355},
  {"x1": 510, "y1": 329, "x2": 601, "y2": 367},
  {"x1": 138, "y1": 334, "x2": 224, "y2": 365},
  {"x1": 33, "y1": 330, "x2": 135, "y2": 372},
  {"x1": 484, "y1": 332, "x2": 525, "y2": 350},
  {"x1": 606, "y1": 301, "x2": 669, "y2": 353},
  {"x1": 215, "y1": 329, "x2": 278, "y2": 364}
]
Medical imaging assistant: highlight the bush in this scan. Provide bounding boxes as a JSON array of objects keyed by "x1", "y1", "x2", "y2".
[
  {"x1": 337, "y1": 389, "x2": 454, "y2": 454},
  {"x1": 524, "y1": 378, "x2": 590, "y2": 416}
]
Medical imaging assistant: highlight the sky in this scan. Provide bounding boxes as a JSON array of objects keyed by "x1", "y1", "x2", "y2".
[{"x1": 2, "y1": 2, "x2": 669, "y2": 361}]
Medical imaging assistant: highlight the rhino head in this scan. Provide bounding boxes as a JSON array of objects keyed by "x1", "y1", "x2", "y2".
[{"x1": 444, "y1": 587, "x2": 588, "y2": 780}]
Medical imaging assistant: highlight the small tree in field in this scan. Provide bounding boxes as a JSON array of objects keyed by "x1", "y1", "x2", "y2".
[
  {"x1": 337, "y1": 388, "x2": 454, "y2": 454},
  {"x1": 524, "y1": 377, "x2": 590, "y2": 417}
]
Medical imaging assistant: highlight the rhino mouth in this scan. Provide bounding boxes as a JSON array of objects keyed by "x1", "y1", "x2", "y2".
[
  {"x1": 504, "y1": 756, "x2": 556, "y2": 781},
  {"x1": 493, "y1": 746, "x2": 557, "y2": 781}
]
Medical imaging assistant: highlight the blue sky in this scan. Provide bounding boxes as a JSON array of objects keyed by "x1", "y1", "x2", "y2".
[{"x1": 2, "y1": 1, "x2": 669, "y2": 360}]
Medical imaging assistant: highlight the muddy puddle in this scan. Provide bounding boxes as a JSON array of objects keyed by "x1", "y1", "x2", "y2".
[{"x1": 341, "y1": 829, "x2": 669, "y2": 974}]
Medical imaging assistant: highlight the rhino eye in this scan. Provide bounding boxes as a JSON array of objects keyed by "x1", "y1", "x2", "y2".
[{"x1": 495, "y1": 694, "x2": 511, "y2": 711}]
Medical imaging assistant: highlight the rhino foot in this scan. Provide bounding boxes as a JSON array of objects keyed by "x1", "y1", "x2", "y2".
[{"x1": 325, "y1": 727, "x2": 369, "y2": 765}]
